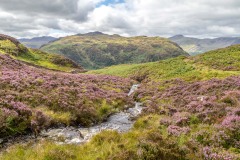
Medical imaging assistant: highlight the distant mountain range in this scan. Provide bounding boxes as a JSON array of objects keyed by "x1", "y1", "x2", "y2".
[
  {"x1": 40, "y1": 32, "x2": 188, "y2": 69},
  {"x1": 18, "y1": 36, "x2": 57, "y2": 49},
  {"x1": 18, "y1": 34, "x2": 240, "y2": 57},
  {"x1": 169, "y1": 35, "x2": 240, "y2": 55}
]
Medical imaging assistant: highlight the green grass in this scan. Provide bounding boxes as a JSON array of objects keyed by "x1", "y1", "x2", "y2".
[
  {"x1": 0, "y1": 39, "x2": 18, "y2": 54},
  {"x1": 0, "y1": 39, "x2": 82, "y2": 72},
  {"x1": 17, "y1": 49, "x2": 79, "y2": 72},
  {"x1": 193, "y1": 44, "x2": 240, "y2": 71},
  {"x1": 2, "y1": 114, "x2": 238, "y2": 160},
  {"x1": 89, "y1": 55, "x2": 240, "y2": 83},
  {"x1": 37, "y1": 107, "x2": 73, "y2": 126},
  {"x1": 0, "y1": 115, "x2": 165, "y2": 160}
]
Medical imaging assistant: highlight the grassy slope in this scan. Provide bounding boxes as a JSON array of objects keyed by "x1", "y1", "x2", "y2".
[
  {"x1": 194, "y1": 45, "x2": 240, "y2": 70},
  {"x1": 0, "y1": 39, "x2": 83, "y2": 72},
  {"x1": 41, "y1": 32, "x2": 188, "y2": 70},
  {"x1": 89, "y1": 45, "x2": 240, "y2": 82}
]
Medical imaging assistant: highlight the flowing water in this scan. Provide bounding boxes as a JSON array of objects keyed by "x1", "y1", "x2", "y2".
[
  {"x1": 0, "y1": 84, "x2": 142, "y2": 149},
  {"x1": 39, "y1": 84, "x2": 142, "y2": 144}
]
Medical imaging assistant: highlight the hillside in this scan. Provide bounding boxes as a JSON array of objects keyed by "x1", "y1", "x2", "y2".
[
  {"x1": 2, "y1": 43, "x2": 239, "y2": 159},
  {"x1": 89, "y1": 44, "x2": 240, "y2": 82},
  {"x1": 0, "y1": 34, "x2": 83, "y2": 72},
  {"x1": 40, "y1": 32, "x2": 189, "y2": 70},
  {"x1": 18, "y1": 36, "x2": 57, "y2": 49},
  {"x1": 0, "y1": 53, "x2": 133, "y2": 139},
  {"x1": 170, "y1": 35, "x2": 240, "y2": 55}
]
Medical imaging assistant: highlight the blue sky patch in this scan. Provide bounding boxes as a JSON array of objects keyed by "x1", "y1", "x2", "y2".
[{"x1": 97, "y1": 0, "x2": 125, "y2": 7}]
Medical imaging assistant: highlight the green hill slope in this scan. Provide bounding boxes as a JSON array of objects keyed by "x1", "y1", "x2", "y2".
[
  {"x1": 89, "y1": 44, "x2": 240, "y2": 82},
  {"x1": 0, "y1": 34, "x2": 83, "y2": 72},
  {"x1": 41, "y1": 32, "x2": 189, "y2": 70}
]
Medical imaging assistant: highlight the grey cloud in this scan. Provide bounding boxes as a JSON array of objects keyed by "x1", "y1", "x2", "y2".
[
  {"x1": 0, "y1": 0, "x2": 96, "y2": 21},
  {"x1": 0, "y1": 14, "x2": 37, "y2": 32},
  {"x1": 37, "y1": 19, "x2": 61, "y2": 30},
  {"x1": 0, "y1": 0, "x2": 100, "y2": 37},
  {"x1": 0, "y1": 0, "x2": 240, "y2": 38}
]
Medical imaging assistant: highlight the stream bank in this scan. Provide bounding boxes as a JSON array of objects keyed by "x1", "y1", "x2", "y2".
[{"x1": 0, "y1": 84, "x2": 142, "y2": 149}]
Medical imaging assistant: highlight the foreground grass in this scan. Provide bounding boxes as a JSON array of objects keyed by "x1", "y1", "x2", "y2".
[
  {"x1": 1, "y1": 114, "x2": 239, "y2": 160},
  {"x1": 0, "y1": 115, "x2": 188, "y2": 160}
]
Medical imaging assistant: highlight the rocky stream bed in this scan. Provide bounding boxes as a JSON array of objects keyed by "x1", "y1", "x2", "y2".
[{"x1": 0, "y1": 84, "x2": 142, "y2": 150}]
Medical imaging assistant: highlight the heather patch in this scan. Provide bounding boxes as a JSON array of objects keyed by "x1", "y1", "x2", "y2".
[
  {"x1": 0, "y1": 54, "x2": 133, "y2": 137},
  {"x1": 130, "y1": 76, "x2": 240, "y2": 158},
  {"x1": 1, "y1": 45, "x2": 240, "y2": 159}
]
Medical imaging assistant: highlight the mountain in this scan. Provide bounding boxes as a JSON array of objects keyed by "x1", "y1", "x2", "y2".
[
  {"x1": 40, "y1": 32, "x2": 189, "y2": 70},
  {"x1": 18, "y1": 36, "x2": 57, "y2": 49},
  {"x1": 0, "y1": 34, "x2": 83, "y2": 72},
  {"x1": 169, "y1": 35, "x2": 240, "y2": 55}
]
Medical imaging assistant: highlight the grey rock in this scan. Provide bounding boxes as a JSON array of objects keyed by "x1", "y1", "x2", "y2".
[
  {"x1": 0, "y1": 139, "x2": 3, "y2": 144},
  {"x1": 38, "y1": 84, "x2": 143, "y2": 145}
]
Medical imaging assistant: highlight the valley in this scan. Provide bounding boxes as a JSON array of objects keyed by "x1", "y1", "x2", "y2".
[
  {"x1": 18, "y1": 36, "x2": 57, "y2": 49},
  {"x1": 1, "y1": 1, "x2": 240, "y2": 159},
  {"x1": 0, "y1": 34, "x2": 239, "y2": 160},
  {"x1": 170, "y1": 35, "x2": 240, "y2": 56}
]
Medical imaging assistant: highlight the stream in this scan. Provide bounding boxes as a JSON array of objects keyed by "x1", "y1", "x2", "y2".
[
  {"x1": 40, "y1": 84, "x2": 142, "y2": 144},
  {"x1": 0, "y1": 84, "x2": 142, "y2": 148}
]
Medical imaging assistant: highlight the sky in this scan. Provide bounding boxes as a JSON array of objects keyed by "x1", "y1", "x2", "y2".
[{"x1": 0, "y1": 0, "x2": 239, "y2": 38}]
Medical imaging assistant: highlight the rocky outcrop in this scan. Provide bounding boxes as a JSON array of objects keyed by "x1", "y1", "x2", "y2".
[{"x1": 0, "y1": 34, "x2": 21, "y2": 46}]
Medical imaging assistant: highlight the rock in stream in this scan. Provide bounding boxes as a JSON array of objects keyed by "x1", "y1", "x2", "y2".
[
  {"x1": 40, "y1": 84, "x2": 142, "y2": 145},
  {"x1": 0, "y1": 85, "x2": 142, "y2": 149},
  {"x1": 40, "y1": 102, "x2": 142, "y2": 144}
]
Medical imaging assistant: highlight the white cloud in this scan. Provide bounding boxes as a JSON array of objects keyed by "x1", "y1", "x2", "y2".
[
  {"x1": 0, "y1": 0, "x2": 239, "y2": 38},
  {"x1": 207, "y1": 26, "x2": 236, "y2": 35}
]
